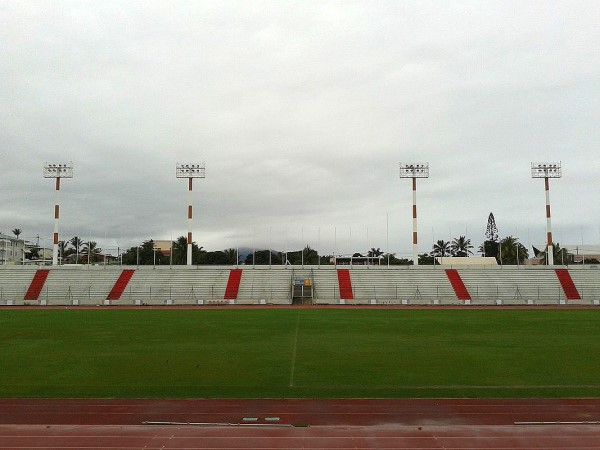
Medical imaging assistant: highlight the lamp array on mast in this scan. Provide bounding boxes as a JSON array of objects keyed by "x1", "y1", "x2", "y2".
[
  {"x1": 176, "y1": 163, "x2": 206, "y2": 265},
  {"x1": 39, "y1": 160, "x2": 568, "y2": 267},
  {"x1": 43, "y1": 163, "x2": 74, "y2": 266},
  {"x1": 399, "y1": 163, "x2": 429, "y2": 266},
  {"x1": 531, "y1": 162, "x2": 561, "y2": 265}
]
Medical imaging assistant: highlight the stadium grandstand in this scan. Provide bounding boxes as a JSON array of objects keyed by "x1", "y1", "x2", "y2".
[{"x1": 1, "y1": 264, "x2": 598, "y2": 307}]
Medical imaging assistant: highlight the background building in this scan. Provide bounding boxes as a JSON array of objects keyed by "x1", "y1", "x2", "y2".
[
  {"x1": 528, "y1": 244, "x2": 600, "y2": 265},
  {"x1": 0, "y1": 234, "x2": 26, "y2": 265}
]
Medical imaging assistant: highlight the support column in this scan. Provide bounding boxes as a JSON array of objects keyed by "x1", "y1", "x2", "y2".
[
  {"x1": 187, "y1": 177, "x2": 193, "y2": 266},
  {"x1": 412, "y1": 177, "x2": 418, "y2": 266},
  {"x1": 545, "y1": 177, "x2": 554, "y2": 265},
  {"x1": 52, "y1": 178, "x2": 61, "y2": 266}
]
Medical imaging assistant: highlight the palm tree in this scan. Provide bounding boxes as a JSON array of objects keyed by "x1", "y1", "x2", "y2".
[
  {"x1": 367, "y1": 247, "x2": 384, "y2": 257},
  {"x1": 170, "y1": 236, "x2": 204, "y2": 264},
  {"x1": 70, "y1": 236, "x2": 84, "y2": 251},
  {"x1": 171, "y1": 236, "x2": 188, "y2": 265},
  {"x1": 478, "y1": 240, "x2": 499, "y2": 258},
  {"x1": 223, "y1": 248, "x2": 238, "y2": 265},
  {"x1": 12, "y1": 228, "x2": 22, "y2": 239},
  {"x1": 498, "y1": 236, "x2": 529, "y2": 265},
  {"x1": 450, "y1": 236, "x2": 473, "y2": 257},
  {"x1": 431, "y1": 240, "x2": 451, "y2": 257},
  {"x1": 539, "y1": 242, "x2": 567, "y2": 266},
  {"x1": 69, "y1": 236, "x2": 84, "y2": 263},
  {"x1": 57, "y1": 240, "x2": 69, "y2": 261},
  {"x1": 83, "y1": 241, "x2": 102, "y2": 263}
]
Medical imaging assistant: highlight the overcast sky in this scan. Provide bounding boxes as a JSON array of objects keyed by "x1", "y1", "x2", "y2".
[{"x1": 1, "y1": 0, "x2": 599, "y2": 258}]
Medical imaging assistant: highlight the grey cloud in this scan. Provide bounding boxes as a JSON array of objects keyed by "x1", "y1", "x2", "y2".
[{"x1": 1, "y1": 0, "x2": 599, "y2": 256}]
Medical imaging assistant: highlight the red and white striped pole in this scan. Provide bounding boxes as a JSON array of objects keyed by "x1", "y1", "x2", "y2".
[
  {"x1": 176, "y1": 163, "x2": 205, "y2": 267},
  {"x1": 531, "y1": 163, "x2": 560, "y2": 266},
  {"x1": 400, "y1": 163, "x2": 429, "y2": 266},
  {"x1": 53, "y1": 177, "x2": 61, "y2": 266},
  {"x1": 44, "y1": 163, "x2": 73, "y2": 266},
  {"x1": 187, "y1": 177, "x2": 193, "y2": 266},
  {"x1": 545, "y1": 176, "x2": 554, "y2": 265},
  {"x1": 412, "y1": 177, "x2": 418, "y2": 266}
]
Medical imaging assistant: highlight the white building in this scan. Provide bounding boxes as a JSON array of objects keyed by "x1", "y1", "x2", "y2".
[
  {"x1": 529, "y1": 244, "x2": 600, "y2": 265},
  {"x1": 0, "y1": 233, "x2": 26, "y2": 265},
  {"x1": 562, "y1": 245, "x2": 600, "y2": 264}
]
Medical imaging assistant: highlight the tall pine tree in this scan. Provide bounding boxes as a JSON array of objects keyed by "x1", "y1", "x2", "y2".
[
  {"x1": 485, "y1": 212, "x2": 498, "y2": 242},
  {"x1": 480, "y1": 212, "x2": 499, "y2": 260}
]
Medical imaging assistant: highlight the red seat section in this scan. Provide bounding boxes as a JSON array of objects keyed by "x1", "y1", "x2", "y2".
[
  {"x1": 224, "y1": 269, "x2": 243, "y2": 300},
  {"x1": 555, "y1": 269, "x2": 581, "y2": 300},
  {"x1": 337, "y1": 269, "x2": 354, "y2": 299},
  {"x1": 445, "y1": 269, "x2": 471, "y2": 301},
  {"x1": 24, "y1": 269, "x2": 50, "y2": 301},
  {"x1": 106, "y1": 270, "x2": 135, "y2": 301}
]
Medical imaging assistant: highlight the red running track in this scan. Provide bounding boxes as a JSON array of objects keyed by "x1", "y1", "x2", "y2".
[
  {"x1": 2, "y1": 423, "x2": 600, "y2": 449},
  {"x1": 1, "y1": 398, "x2": 600, "y2": 449}
]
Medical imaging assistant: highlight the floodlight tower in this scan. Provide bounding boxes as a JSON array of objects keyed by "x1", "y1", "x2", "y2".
[
  {"x1": 176, "y1": 163, "x2": 205, "y2": 265},
  {"x1": 43, "y1": 163, "x2": 73, "y2": 266},
  {"x1": 399, "y1": 163, "x2": 429, "y2": 266},
  {"x1": 531, "y1": 162, "x2": 561, "y2": 265}
]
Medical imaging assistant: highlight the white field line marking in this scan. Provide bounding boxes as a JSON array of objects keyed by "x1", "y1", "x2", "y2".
[
  {"x1": 515, "y1": 421, "x2": 600, "y2": 425},
  {"x1": 289, "y1": 312, "x2": 301, "y2": 387},
  {"x1": 287, "y1": 384, "x2": 600, "y2": 390}
]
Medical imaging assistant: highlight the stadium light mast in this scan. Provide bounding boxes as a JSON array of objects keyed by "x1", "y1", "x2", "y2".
[
  {"x1": 44, "y1": 163, "x2": 73, "y2": 266},
  {"x1": 531, "y1": 162, "x2": 561, "y2": 265},
  {"x1": 176, "y1": 163, "x2": 205, "y2": 266},
  {"x1": 399, "y1": 163, "x2": 429, "y2": 266}
]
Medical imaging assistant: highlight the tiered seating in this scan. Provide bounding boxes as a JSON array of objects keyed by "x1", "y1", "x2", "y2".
[
  {"x1": 169, "y1": 267, "x2": 230, "y2": 304},
  {"x1": 1, "y1": 265, "x2": 598, "y2": 306},
  {"x1": 345, "y1": 267, "x2": 384, "y2": 304},
  {"x1": 44, "y1": 267, "x2": 121, "y2": 305},
  {"x1": 0, "y1": 267, "x2": 38, "y2": 305},
  {"x1": 568, "y1": 269, "x2": 600, "y2": 305},
  {"x1": 126, "y1": 267, "x2": 230, "y2": 305},
  {"x1": 235, "y1": 267, "x2": 291, "y2": 304},
  {"x1": 349, "y1": 267, "x2": 455, "y2": 304},
  {"x1": 310, "y1": 266, "x2": 457, "y2": 304},
  {"x1": 311, "y1": 267, "x2": 340, "y2": 304},
  {"x1": 458, "y1": 267, "x2": 564, "y2": 305},
  {"x1": 454, "y1": 269, "x2": 499, "y2": 305}
]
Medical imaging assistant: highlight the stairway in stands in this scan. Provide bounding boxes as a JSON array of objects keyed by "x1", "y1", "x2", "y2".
[
  {"x1": 445, "y1": 269, "x2": 471, "y2": 301},
  {"x1": 24, "y1": 269, "x2": 50, "y2": 301},
  {"x1": 106, "y1": 270, "x2": 135, "y2": 301},
  {"x1": 555, "y1": 269, "x2": 581, "y2": 300},
  {"x1": 337, "y1": 269, "x2": 354, "y2": 299},
  {"x1": 224, "y1": 269, "x2": 243, "y2": 300}
]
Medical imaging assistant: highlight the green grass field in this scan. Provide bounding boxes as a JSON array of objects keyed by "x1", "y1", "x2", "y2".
[{"x1": 1, "y1": 308, "x2": 600, "y2": 398}]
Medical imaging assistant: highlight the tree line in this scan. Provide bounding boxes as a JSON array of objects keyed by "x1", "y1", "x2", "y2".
[
  {"x1": 119, "y1": 239, "x2": 414, "y2": 266},
  {"x1": 10, "y1": 214, "x2": 597, "y2": 265},
  {"x1": 120, "y1": 238, "x2": 332, "y2": 266},
  {"x1": 0, "y1": 229, "x2": 103, "y2": 263},
  {"x1": 417, "y1": 213, "x2": 529, "y2": 265},
  {"x1": 120, "y1": 237, "x2": 238, "y2": 265}
]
